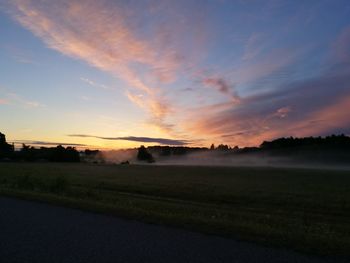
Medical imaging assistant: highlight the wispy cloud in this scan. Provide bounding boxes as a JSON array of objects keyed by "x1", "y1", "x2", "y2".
[
  {"x1": 333, "y1": 26, "x2": 350, "y2": 63},
  {"x1": 7, "y1": 0, "x2": 182, "y2": 131},
  {"x1": 80, "y1": 77, "x2": 112, "y2": 90},
  {"x1": 68, "y1": 134, "x2": 191, "y2": 146},
  {"x1": 233, "y1": 48, "x2": 303, "y2": 85},
  {"x1": 2, "y1": 44, "x2": 38, "y2": 65},
  {"x1": 79, "y1": 95, "x2": 91, "y2": 101},
  {"x1": 5, "y1": 1, "x2": 350, "y2": 147},
  {"x1": 180, "y1": 25, "x2": 350, "y2": 146},
  {"x1": 273, "y1": 107, "x2": 291, "y2": 119},
  {"x1": 0, "y1": 91, "x2": 44, "y2": 109},
  {"x1": 0, "y1": 98, "x2": 9, "y2": 105},
  {"x1": 202, "y1": 77, "x2": 240, "y2": 103},
  {"x1": 125, "y1": 90, "x2": 175, "y2": 134},
  {"x1": 186, "y1": 68, "x2": 350, "y2": 146},
  {"x1": 6, "y1": 93, "x2": 45, "y2": 108},
  {"x1": 242, "y1": 32, "x2": 266, "y2": 61}
]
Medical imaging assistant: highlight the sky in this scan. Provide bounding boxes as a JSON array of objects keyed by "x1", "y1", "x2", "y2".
[{"x1": 0, "y1": 0, "x2": 350, "y2": 149}]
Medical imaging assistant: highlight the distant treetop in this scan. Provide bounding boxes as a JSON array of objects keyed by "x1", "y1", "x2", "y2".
[{"x1": 260, "y1": 134, "x2": 350, "y2": 149}]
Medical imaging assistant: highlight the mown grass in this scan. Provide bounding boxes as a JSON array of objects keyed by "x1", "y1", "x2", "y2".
[{"x1": 0, "y1": 163, "x2": 349, "y2": 257}]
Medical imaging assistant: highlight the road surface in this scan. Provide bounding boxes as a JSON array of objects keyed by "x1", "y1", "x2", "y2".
[{"x1": 0, "y1": 197, "x2": 347, "y2": 263}]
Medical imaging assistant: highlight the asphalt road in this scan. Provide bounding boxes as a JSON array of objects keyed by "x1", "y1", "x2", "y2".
[{"x1": 0, "y1": 197, "x2": 348, "y2": 263}]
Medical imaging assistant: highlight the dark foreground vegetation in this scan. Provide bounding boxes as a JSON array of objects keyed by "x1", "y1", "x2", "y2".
[
  {"x1": 0, "y1": 132, "x2": 80, "y2": 162},
  {"x1": 0, "y1": 163, "x2": 349, "y2": 258}
]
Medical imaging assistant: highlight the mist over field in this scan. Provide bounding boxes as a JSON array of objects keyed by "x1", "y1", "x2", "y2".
[
  {"x1": 1, "y1": 1, "x2": 350, "y2": 261},
  {"x1": 100, "y1": 149, "x2": 137, "y2": 164},
  {"x1": 100, "y1": 148, "x2": 350, "y2": 170}
]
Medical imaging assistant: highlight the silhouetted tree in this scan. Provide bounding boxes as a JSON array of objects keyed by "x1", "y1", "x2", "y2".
[
  {"x1": 0, "y1": 132, "x2": 14, "y2": 159},
  {"x1": 217, "y1": 144, "x2": 230, "y2": 151},
  {"x1": 210, "y1": 144, "x2": 215, "y2": 150},
  {"x1": 260, "y1": 135, "x2": 350, "y2": 150},
  {"x1": 17, "y1": 143, "x2": 80, "y2": 162},
  {"x1": 50, "y1": 145, "x2": 80, "y2": 162},
  {"x1": 147, "y1": 146, "x2": 208, "y2": 156},
  {"x1": 137, "y1": 145, "x2": 155, "y2": 163},
  {"x1": 232, "y1": 146, "x2": 239, "y2": 151}
]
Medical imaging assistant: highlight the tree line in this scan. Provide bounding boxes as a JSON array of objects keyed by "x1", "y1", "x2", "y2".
[
  {"x1": 0, "y1": 132, "x2": 80, "y2": 162},
  {"x1": 1, "y1": 131, "x2": 350, "y2": 164}
]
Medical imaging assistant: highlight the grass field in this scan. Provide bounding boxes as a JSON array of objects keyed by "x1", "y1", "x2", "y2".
[{"x1": 0, "y1": 163, "x2": 349, "y2": 257}]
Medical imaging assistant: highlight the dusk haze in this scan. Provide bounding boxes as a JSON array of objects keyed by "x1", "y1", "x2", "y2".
[
  {"x1": 1, "y1": 0, "x2": 350, "y2": 149},
  {"x1": 1, "y1": 1, "x2": 350, "y2": 262}
]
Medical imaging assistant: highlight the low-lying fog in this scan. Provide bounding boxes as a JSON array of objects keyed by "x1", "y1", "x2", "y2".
[{"x1": 99, "y1": 149, "x2": 350, "y2": 170}]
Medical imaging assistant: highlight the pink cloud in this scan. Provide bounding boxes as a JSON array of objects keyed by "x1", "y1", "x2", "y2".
[
  {"x1": 6, "y1": 1, "x2": 350, "y2": 147},
  {"x1": 0, "y1": 99, "x2": 9, "y2": 105},
  {"x1": 182, "y1": 69, "x2": 350, "y2": 146},
  {"x1": 8, "y1": 0, "x2": 183, "y2": 132},
  {"x1": 333, "y1": 26, "x2": 350, "y2": 63},
  {"x1": 273, "y1": 106, "x2": 292, "y2": 118},
  {"x1": 202, "y1": 77, "x2": 240, "y2": 103},
  {"x1": 285, "y1": 96, "x2": 350, "y2": 137}
]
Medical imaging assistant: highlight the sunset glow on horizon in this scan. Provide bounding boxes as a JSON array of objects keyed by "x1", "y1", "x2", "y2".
[{"x1": 1, "y1": 0, "x2": 350, "y2": 149}]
